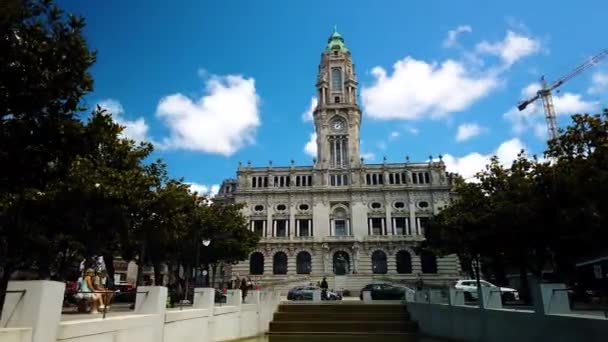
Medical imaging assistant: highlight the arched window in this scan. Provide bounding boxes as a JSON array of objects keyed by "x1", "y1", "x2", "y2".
[
  {"x1": 396, "y1": 250, "x2": 412, "y2": 274},
  {"x1": 296, "y1": 251, "x2": 312, "y2": 274},
  {"x1": 371, "y1": 250, "x2": 388, "y2": 274},
  {"x1": 273, "y1": 252, "x2": 288, "y2": 275},
  {"x1": 333, "y1": 251, "x2": 350, "y2": 275},
  {"x1": 331, "y1": 67, "x2": 342, "y2": 90},
  {"x1": 249, "y1": 252, "x2": 264, "y2": 275},
  {"x1": 421, "y1": 251, "x2": 438, "y2": 274}
]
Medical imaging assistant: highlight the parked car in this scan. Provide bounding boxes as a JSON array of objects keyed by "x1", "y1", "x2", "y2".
[
  {"x1": 287, "y1": 286, "x2": 342, "y2": 300},
  {"x1": 454, "y1": 280, "x2": 520, "y2": 302},
  {"x1": 359, "y1": 283, "x2": 414, "y2": 300}
]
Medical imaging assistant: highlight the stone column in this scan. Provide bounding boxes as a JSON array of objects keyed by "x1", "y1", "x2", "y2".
[
  {"x1": 0, "y1": 281, "x2": 65, "y2": 342},
  {"x1": 194, "y1": 288, "x2": 215, "y2": 309},
  {"x1": 135, "y1": 286, "x2": 167, "y2": 342},
  {"x1": 289, "y1": 210, "x2": 295, "y2": 238},
  {"x1": 409, "y1": 200, "x2": 416, "y2": 235}
]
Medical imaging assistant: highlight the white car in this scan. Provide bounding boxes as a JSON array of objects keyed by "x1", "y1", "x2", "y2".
[{"x1": 454, "y1": 280, "x2": 519, "y2": 302}]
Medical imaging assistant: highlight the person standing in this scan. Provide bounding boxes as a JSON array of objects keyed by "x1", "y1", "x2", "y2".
[
  {"x1": 320, "y1": 277, "x2": 328, "y2": 300},
  {"x1": 240, "y1": 278, "x2": 248, "y2": 302}
]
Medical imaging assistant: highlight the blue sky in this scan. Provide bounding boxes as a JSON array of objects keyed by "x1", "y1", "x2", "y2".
[{"x1": 58, "y1": 0, "x2": 607, "y2": 193}]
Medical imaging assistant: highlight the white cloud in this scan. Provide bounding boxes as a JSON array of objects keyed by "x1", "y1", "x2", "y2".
[
  {"x1": 302, "y1": 97, "x2": 318, "y2": 122},
  {"x1": 476, "y1": 31, "x2": 540, "y2": 66},
  {"x1": 304, "y1": 132, "x2": 317, "y2": 157},
  {"x1": 361, "y1": 152, "x2": 376, "y2": 161},
  {"x1": 362, "y1": 57, "x2": 499, "y2": 120},
  {"x1": 97, "y1": 99, "x2": 150, "y2": 144},
  {"x1": 389, "y1": 131, "x2": 400, "y2": 140},
  {"x1": 588, "y1": 71, "x2": 608, "y2": 95},
  {"x1": 443, "y1": 25, "x2": 472, "y2": 48},
  {"x1": 455, "y1": 122, "x2": 484, "y2": 142},
  {"x1": 361, "y1": 28, "x2": 542, "y2": 122},
  {"x1": 505, "y1": 82, "x2": 600, "y2": 137},
  {"x1": 187, "y1": 182, "x2": 220, "y2": 197},
  {"x1": 406, "y1": 127, "x2": 419, "y2": 135},
  {"x1": 443, "y1": 138, "x2": 526, "y2": 181},
  {"x1": 156, "y1": 74, "x2": 260, "y2": 156}
]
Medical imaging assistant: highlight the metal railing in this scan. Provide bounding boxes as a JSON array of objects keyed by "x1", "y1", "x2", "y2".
[{"x1": 64, "y1": 290, "x2": 149, "y2": 319}]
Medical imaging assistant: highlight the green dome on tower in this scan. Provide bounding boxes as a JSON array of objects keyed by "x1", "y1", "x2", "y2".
[{"x1": 325, "y1": 25, "x2": 349, "y2": 53}]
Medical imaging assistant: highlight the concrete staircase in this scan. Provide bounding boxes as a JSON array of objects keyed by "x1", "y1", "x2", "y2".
[{"x1": 267, "y1": 302, "x2": 419, "y2": 341}]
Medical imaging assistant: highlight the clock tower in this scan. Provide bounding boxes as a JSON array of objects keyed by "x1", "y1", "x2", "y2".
[{"x1": 314, "y1": 27, "x2": 361, "y2": 173}]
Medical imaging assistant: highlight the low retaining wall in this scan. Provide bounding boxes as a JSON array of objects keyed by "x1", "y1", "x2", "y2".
[
  {"x1": 0, "y1": 281, "x2": 281, "y2": 342},
  {"x1": 407, "y1": 284, "x2": 608, "y2": 342}
]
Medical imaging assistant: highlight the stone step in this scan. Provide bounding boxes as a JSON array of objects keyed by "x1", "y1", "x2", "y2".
[
  {"x1": 267, "y1": 332, "x2": 419, "y2": 342},
  {"x1": 269, "y1": 320, "x2": 417, "y2": 333},
  {"x1": 273, "y1": 311, "x2": 411, "y2": 321},
  {"x1": 277, "y1": 303, "x2": 406, "y2": 314}
]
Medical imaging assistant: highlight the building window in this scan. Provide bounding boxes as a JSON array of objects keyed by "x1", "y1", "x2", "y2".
[
  {"x1": 417, "y1": 217, "x2": 430, "y2": 235},
  {"x1": 333, "y1": 251, "x2": 350, "y2": 275},
  {"x1": 421, "y1": 251, "x2": 438, "y2": 274},
  {"x1": 366, "y1": 173, "x2": 384, "y2": 185},
  {"x1": 372, "y1": 250, "x2": 388, "y2": 274},
  {"x1": 249, "y1": 252, "x2": 264, "y2": 275},
  {"x1": 329, "y1": 136, "x2": 348, "y2": 168},
  {"x1": 418, "y1": 201, "x2": 429, "y2": 209},
  {"x1": 275, "y1": 220, "x2": 288, "y2": 237},
  {"x1": 276, "y1": 204, "x2": 287, "y2": 211},
  {"x1": 253, "y1": 205, "x2": 264, "y2": 212},
  {"x1": 331, "y1": 67, "x2": 342, "y2": 91},
  {"x1": 334, "y1": 219, "x2": 347, "y2": 236},
  {"x1": 394, "y1": 217, "x2": 407, "y2": 235},
  {"x1": 298, "y1": 219, "x2": 312, "y2": 237},
  {"x1": 396, "y1": 251, "x2": 412, "y2": 274},
  {"x1": 371, "y1": 202, "x2": 382, "y2": 209},
  {"x1": 394, "y1": 202, "x2": 405, "y2": 209},
  {"x1": 273, "y1": 252, "x2": 288, "y2": 275},
  {"x1": 424, "y1": 172, "x2": 430, "y2": 184},
  {"x1": 252, "y1": 220, "x2": 265, "y2": 237},
  {"x1": 369, "y1": 217, "x2": 383, "y2": 235},
  {"x1": 298, "y1": 204, "x2": 309, "y2": 211},
  {"x1": 330, "y1": 173, "x2": 348, "y2": 186},
  {"x1": 296, "y1": 251, "x2": 312, "y2": 274}
]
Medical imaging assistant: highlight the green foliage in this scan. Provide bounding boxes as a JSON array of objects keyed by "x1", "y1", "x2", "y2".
[
  {"x1": 0, "y1": 1, "x2": 257, "y2": 297},
  {"x1": 426, "y1": 110, "x2": 608, "y2": 282}
]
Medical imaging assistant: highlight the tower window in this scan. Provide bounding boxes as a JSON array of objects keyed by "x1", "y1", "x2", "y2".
[
  {"x1": 334, "y1": 96, "x2": 340, "y2": 103},
  {"x1": 331, "y1": 67, "x2": 342, "y2": 91}
]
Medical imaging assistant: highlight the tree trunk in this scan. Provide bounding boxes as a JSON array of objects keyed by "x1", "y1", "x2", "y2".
[
  {"x1": 0, "y1": 265, "x2": 14, "y2": 319},
  {"x1": 519, "y1": 261, "x2": 531, "y2": 304},
  {"x1": 136, "y1": 242, "x2": 146, "y2": 286},
  {"x1": 104, "y1": 254, "x2": 115, "y2": 288},
  {"x1": 153, "y1": 261, "x2": 162, "y2": 286},
  {"x1": 211, "y1": 264, "x2": 217, "y2": 288}
]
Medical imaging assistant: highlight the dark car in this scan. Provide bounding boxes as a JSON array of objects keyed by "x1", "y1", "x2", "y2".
[
  {"x1": 287, "y1": 286, "x2": 342, "y2": 300},
  {"x1": 359, "y1": 283, "x2": 412, "y2": 300}
]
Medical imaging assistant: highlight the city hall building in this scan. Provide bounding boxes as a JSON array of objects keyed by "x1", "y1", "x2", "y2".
[{"x1": 216, "y1": 29, "x2": 461, "y2": 292}]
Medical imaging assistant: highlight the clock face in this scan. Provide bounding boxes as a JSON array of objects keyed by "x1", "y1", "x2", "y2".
[{"x1": 333, "y1": 120, "x2": 344, "y2": 130}]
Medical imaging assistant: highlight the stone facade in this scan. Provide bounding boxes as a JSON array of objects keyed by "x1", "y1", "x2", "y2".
[{"x1": 216, "y1": 29, "x2": 461, "y2": 293}]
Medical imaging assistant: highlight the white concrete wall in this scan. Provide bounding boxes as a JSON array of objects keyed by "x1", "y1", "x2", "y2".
[
  {"x1": 407, "y1": 284, "x2": 608, "y2": 342},
  {"x1": 0, "y1": 328, "x2": 32, "y2": 342},
  {"x1": 0, "y1": 281, "x2": 281, "y2": 342}
]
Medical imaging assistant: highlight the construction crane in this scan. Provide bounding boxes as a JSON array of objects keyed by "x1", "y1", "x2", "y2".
[{"x1": 517, "y1": 49, "x2": 608, "y2": 140}]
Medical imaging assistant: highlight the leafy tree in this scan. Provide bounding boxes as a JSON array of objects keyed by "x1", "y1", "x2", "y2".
[
  {"x1": 0, "y1": 0, "x2": 95, "y2": 312},
  {"x1": 426, "y1": 110, "x2": 608, "y2": 302}
]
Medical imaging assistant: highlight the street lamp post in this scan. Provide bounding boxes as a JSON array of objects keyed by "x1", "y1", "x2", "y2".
[{"x1": 195, "y1": 238, "x2": 212, "y2": 287}]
